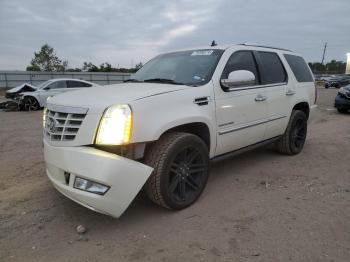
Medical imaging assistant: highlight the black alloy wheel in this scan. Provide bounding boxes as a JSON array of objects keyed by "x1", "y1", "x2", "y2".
[
  {"x1": 144, "y1": 132, "x2": 209, "y2": 210},
  {"x1": 291, "y1": 118, "x2": 307, "y2": 150},
  {"x1": 23, "y1": 96, "x2": 40, "y2": 111},
  {"x1": 276, "y1": 110, "x2": 308, "y2": 155},
  {"x1": 166, "y1": 146, "x2": 207, "y2": 205}
]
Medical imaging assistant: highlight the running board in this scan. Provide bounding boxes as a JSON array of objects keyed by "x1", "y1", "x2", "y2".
[{"x1": 211, "y1": 136, "x2": 281, "y2": 163}]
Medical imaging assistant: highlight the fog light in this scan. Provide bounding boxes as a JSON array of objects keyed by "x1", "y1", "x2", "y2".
[{"x1": 74, "y1": 177, "x2": 110, "y2": 195}]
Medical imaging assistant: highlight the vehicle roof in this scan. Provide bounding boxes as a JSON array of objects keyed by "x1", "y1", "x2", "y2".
[
  {"x1": 47, "y1": 78, "x2": 95, "y2": 83},
  {"x1": 165, "y1": 43, "x2": 298, "y2": 56}
]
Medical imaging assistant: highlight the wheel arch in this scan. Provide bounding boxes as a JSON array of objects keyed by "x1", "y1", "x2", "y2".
[
  {"x1": 21, "y1": 94, "x2": 42, "y2": 110},
  {"x1": 163, "y1": 122, "x2": 211, "y2": 148},
  {"x1": 151, "y1": 120, "x2": 213, "y2": 156},
  {"x1": 292, "y1": 101, "x2": 310, "y2": 119}
]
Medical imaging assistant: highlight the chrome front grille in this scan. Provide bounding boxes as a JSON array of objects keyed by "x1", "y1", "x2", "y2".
[{"x1": 44, "y1": 109, "x2": 86, "y2": 141}]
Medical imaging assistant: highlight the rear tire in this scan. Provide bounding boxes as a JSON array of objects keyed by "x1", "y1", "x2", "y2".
[
  {"x1": 144, "y1": 132, "x2": 209, "y2": 210},
  {"x1": 276, "y1": 110, "x2": 307, "y2": 155},
  {"x1": 337, "y1": 108, "x2": 348, "y2": 113}
]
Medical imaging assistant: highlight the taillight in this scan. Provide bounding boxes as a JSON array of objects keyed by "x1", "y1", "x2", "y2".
[{"x1": 314, "y1": 82, "x2": 317, "y2": 104}]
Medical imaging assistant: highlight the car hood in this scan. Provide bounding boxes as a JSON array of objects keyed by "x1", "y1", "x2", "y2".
[
  {"x1": 48, "y1": 83, "x2": 187, "y2": 114},
  {"x1": 6, "y1": 83, "x2": 37, "y2": 94}
]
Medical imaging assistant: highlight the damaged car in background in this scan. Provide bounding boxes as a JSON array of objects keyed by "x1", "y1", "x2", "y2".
[{"x1": 3, "y1": 79, "x2": 99, "y2": 111}]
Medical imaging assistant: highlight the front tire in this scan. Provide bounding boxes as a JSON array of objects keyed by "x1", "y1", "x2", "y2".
[
  {"x1": 144, "y1": 132, "x2": 209, "y2": 210},
  {"x1": 276, "y1": 110, "x2": 307, "y2": 155},
  {"x1": 337, "y1": 108, "x2": 348, "y2": 113},
  {"x1": 22, "y1": 96, "x2": 40, "y2": 111}
]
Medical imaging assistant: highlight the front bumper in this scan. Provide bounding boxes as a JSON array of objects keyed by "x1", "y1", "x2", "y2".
[
  {"x1": 334, "y1": 94, "x2": 350, "y2": 110},
  {"x1": 44, "y1": 140, "x2": 153, "y2": 218}
]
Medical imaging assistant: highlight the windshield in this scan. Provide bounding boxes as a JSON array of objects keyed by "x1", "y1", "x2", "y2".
[
  {"x1": 131, "y1": 49, "x2": 224, "y2": 86},
  {"x1": 37, "y1": 80, "x2": 53, "y2": 89}
]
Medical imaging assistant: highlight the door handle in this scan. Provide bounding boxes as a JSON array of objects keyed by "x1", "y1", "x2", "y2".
[
  {"x1": 286, "y1": 90, "x2": 296, "y2": 96},
  {"x1": 255, "y1": 94, "x2": 267, "y2": 102}
]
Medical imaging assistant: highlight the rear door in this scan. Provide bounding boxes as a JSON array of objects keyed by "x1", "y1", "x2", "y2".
[
  {"x1": 254, "y1": 51, "x2": 290, "y2": 139},
  {"x1": 214, "y1": 50, "x2": 268, "y2": 156}
]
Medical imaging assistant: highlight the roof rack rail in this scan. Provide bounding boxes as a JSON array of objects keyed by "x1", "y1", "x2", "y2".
[{"x1": 238, "y1": 43, "x2": 293, "y2": 52}]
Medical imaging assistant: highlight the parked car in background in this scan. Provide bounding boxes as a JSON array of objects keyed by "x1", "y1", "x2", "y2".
[
  {"x1": 325, "y1": 75, "x2": 350, "y2": 89},
  {"x1": 5, "y1": 79, "x2": 100, "y2": 111},
  {"x1": 334, "y1": 85, "x2": 350, "y2": 113},
  {"x1": 314, "y1": 75, "x2": 332, "y2": 81},
  {"x1": 43, "y1": 44, "x2": 317, "y2": 218}
]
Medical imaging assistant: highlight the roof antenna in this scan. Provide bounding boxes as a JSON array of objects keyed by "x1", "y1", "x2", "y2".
[{"x1": 211, "y1": 40, "x2": 217, "y2": 47}]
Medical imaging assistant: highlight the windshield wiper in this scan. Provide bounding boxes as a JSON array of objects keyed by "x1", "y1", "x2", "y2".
[
  {"x1": 123, "y1": 78, "x2": 143, "y2": 83},
  {"x1": 143, "y1": 78, "x2": 184, "y2": 85}
]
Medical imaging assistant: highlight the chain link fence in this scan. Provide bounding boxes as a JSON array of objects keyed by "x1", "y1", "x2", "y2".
[{"x1": 0, "y1": 71, "x2": 132, "y2": 89}]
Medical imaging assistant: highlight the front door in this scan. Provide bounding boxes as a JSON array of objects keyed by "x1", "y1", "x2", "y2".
[
  {"x1": 40, "y1": 80, "x2": 67, "y2": 105},
  {"x1": 214, "y1": 50, "x2": 268, "y2": 156}
]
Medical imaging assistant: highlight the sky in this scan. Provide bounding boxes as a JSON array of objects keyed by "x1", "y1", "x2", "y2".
[{"x1": 0, "y1": 0, "x2": 349, "y2": 70}]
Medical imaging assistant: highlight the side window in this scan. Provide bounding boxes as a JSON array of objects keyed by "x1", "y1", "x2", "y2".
[
  {"x1": 47, "y1": 80, "x2": 67, "y2": 89},
  {"x1": 284, "y1": 54, "x2": 314, "y2": 82},
  {"x1": 221, "y1": 51, "x2": 260, "y2": 86},
  {"x1": 66, "y1": 81, "x2": 91, "y2": 88},
  {"x1": 257, "y1": 52, "x2": 287, "y2": 84},
  {"x1": 81, "y1": 82, "x2": 92, "y2": 87}
]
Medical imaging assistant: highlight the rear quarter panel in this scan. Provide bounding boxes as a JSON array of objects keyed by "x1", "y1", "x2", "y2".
[{"x1": 279, "y1": 52, "x2": 316, "y2": 118}]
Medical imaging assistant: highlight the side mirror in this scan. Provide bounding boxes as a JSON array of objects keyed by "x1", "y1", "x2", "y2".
[{"x1": 221, "y1": 70, "x2": 256, "y2": 89}]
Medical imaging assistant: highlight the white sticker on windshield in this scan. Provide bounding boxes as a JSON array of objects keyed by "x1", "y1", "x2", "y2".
[{"x1": 191, "y1": 50, "x2": 214, "y2": 56}]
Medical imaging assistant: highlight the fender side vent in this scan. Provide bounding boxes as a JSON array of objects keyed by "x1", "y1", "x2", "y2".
[{"x1": 194, "y1": 97, "x2": 210, "y2": 106}]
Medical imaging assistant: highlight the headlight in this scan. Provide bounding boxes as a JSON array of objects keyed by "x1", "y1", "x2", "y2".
[
  {"x1": 95, "y1": 104, "x2": 132, "y2": 145},
  {"x1": 43, "y1": 107, "x2": 47, "y2": 128}
]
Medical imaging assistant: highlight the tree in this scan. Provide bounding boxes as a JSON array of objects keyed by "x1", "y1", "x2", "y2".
[
  {"x1": 99, "y1": 62, "x2": 112, "y2": 72},
  {"x1": 135, "y1": 62, "x2": 143, "y2": 71},
  {"x1": 308, "y1": 60, "x2": 346, "y2": 74},
  {"x1": 81, "y1": 61, "x2": 143, "y2": 73},
  {"x1": 26, "y1": 44, "x2": 68, "y2": 72},
  {"x1": 308, "y1": 62, "x2": 326, "y2": 73},
  {"x1": 325, "y1": 60, "x2": 346, "y2": 73},
  {"x1": 66, "y1": 68, "x2": 82, "y2": 72},
  {"x1": 82, "y1": 62, "x2": 100, "y2": 72}
]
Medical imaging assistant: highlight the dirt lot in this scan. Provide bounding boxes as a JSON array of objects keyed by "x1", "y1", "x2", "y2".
[{"x1": 0, "y1": 87, "x2": 349, "y2": 262}]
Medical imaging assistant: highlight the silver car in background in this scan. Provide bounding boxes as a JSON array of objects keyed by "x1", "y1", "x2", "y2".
[{"x1": 5, "y1": 78, "x2": 100, "y2": 111}]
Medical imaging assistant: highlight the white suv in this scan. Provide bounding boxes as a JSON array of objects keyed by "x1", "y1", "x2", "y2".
[{"x1": 43, "y1": 44, "x2": 317, "y2": 218}]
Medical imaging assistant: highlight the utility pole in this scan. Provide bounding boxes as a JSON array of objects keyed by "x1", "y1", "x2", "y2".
[{"x1": 321, "y1": 42, "x2": 327, "y2": 65}]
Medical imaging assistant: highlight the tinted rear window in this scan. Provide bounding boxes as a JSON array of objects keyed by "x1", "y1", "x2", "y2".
[
  {"x1": 67, "y1": 81, "x2": 92, "y2": 88},
  {"x1": 257, "y1": 52, "x2": 287, "y2": 84},
  {"x1": 48, "y1": 80, "x2": 66, "y2": 89},
  {"x1": 284, "y1": 54, "x2": 314, "y2": 82}
]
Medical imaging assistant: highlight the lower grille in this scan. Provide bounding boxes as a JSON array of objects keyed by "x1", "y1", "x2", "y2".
[{"x1": 44, "y1": 109, "x2": 86, "y2": 141}]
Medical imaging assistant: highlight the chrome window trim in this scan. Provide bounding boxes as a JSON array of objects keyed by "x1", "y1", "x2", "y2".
[
  {"x1": 228, "y1": 82, "x2": 288, "y2": 92},
  {"x1": 220, "y1": 49, "x2": 289, "y2": 92}
]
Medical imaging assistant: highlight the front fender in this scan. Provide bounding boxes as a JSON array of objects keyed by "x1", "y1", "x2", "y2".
[
  {"x1": 21, "y1": 92, "x2": 43, "y2": 106},
  {"x1": 130, "y1": 85, "x2": 216, "y2": 157}
]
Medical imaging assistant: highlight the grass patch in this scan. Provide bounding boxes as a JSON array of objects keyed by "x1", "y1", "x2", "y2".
[{"x1": 0, "y1": 89, "x2": 5, "y2": 97}]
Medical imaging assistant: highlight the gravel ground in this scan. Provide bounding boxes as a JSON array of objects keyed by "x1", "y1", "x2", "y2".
[{"x1": 0, "y1": 87, "x2": 349, "y2": 262}]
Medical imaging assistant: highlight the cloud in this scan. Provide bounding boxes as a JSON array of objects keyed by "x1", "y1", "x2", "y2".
[{"x1": 0, "y1": 0, "x2": 349, "y2": 70}]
